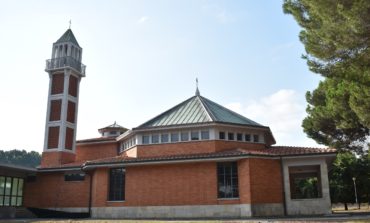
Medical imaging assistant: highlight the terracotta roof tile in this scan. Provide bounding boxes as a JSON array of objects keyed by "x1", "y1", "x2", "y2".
[{"x1": 38, "y1": 146, "x2": 336, "y2": 170}]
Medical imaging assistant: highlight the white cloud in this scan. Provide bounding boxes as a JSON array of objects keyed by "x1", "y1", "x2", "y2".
[
  {"x1": 137, "y1": 16, "x2": 149, "y2": 24},
  {"x1": 226, "y1": 89, "x2": 322, "y2": 147}
]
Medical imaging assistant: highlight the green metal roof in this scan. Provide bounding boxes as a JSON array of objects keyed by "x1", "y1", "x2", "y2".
[
  {"x1": 137, "y1": 94, "x2": 264, "y2": 129},
  {"x1": 55, "y1": 29, "x2": 80, "y2": 47}
]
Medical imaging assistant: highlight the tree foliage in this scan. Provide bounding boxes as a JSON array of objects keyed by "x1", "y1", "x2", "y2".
[
  {"x1": 283, "y1": 0, "x2": 370, "y2": 152},
  {"x1": 0, "y1": 149, "x2": 41, "y2": 168},
  {"x1": 330, "y1": 152, "x2": 370, "y2": 207}
]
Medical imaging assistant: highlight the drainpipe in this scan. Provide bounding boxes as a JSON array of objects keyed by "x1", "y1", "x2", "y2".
[
  {"x1": 280, "y1": 156, "x2": 287, "y2": 216},
  {"x1": 87, "y1": 170, "x2": 94, "y2": 217}
]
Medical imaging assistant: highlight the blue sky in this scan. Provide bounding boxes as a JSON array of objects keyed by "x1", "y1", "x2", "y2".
[{"x1": 0, "y1": 0, "x2": 323, "y2": 152}]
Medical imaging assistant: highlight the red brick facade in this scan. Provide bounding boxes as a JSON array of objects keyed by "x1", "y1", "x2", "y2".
[
  {"x1": 65, "y1": 127, "x2": 74, "y2": 150},
  {"x1": 67, "y1": 101, "x2": 76, "y2": 123},
  {"x1": 51, "y1": 73, "x2": 64, "y2": 95},
  {"x1": 47, "y1": 126, "x2": 59, "y2": 149},
  {"x1": 49, "y1": 100, "x2": 62, "y2": 121},
  {"x1": 68, "y1": 75, "x2": 78, "y2": 97}
]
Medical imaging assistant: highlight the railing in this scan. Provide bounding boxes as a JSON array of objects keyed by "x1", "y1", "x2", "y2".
[{"x1": 45, "y1": 56, "x2": 86, "y2": 75}]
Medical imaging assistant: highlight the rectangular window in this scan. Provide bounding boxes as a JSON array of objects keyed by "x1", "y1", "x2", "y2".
[
  {"x1": 245, "y1": 134, "x2": 251, "y2": 142},
  {"x1": 228, "y1": 132, "x2": 234, "y2": 140},
  {"x1": 181, "y1": 132, "x2": 189, "y2": 141},
  {"x1": 236, "y1": 133, "x2": 243, "y2": 141},
  {"x1": 191, "y1": 131, "x2": 199, "y2": 140},
  {"x1": 253, "y1": 135, "x2": 259, "y2": 142},
  {"x1": 152, "y1": 134, "x2": 159, "y2": 144},
  {"x1": 161, "y1": 133, "x2": 169, "y2": 143},
  {"x1": 0, "y1": 177, "x2": 24, "y2": 207},
  {"x1": 219, "y1": 132, "x2": 225, "y2": 140},
  {"x1": 64, "y1": 173, "x2": 85, "y2": 181},
  {"x1": 201, "y1": 130, "x2": 210, "y2": 140},
  {"x1": 289, "y1": 165, "x2": 322, "y2": 199},
  {"x1": 109, "y1": 168, "x2": 125, "y2": 201},
  {"x1": 142, "y1": 135, "x2": 150, "y2": 144},
  {"x1": 217, "y1": 162, "x2": 239, "y2": 199},
  {"x1": 171, "y1": 133, "x2": 179, "y2": 142}
]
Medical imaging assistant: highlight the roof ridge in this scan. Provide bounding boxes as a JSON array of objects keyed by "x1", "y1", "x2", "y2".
[
  {"x1": 137, "y1": 96, "x2": 197, "y2": 128},
  {"x1": 196, "y1": 95, "x2": 215, "y2": 121},
  {"x1": 200, "y1": 95, "x2": 264, "y2": 127}
]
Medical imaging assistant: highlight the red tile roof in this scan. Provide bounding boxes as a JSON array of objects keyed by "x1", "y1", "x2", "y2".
[
  {"x1": 38, "y1": 146, "x2": 336, "y2": 170},
  {"x1": 83, "y1": 146, "x2": 336, "y2": 166},
  {"x1": 76, "y1": 136, "x2": 117, "y2": 144}
]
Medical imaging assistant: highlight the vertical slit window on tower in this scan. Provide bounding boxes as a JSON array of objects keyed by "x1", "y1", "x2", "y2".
[
  {"x1": 217, "y1": 162, "x2": 239, "y2": 199},
  {"x1": 108, "y1": 168, "x2": 125, "y2": 201}
]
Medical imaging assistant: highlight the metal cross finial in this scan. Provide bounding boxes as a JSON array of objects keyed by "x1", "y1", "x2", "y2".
[
  {"x1": 195, "y1": 78, "x2": 200, "y2": 96},
  {"x1": 69, "y1": 20, "x2": 72, "y2": 29}
]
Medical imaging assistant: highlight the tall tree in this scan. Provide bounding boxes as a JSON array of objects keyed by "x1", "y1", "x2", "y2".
[
  {"x1": 0, "y1": 149, "x2": 41, "y2": 167},
  {"x1": 283, "y1": 0, "x2": 370, "y2": 152}
]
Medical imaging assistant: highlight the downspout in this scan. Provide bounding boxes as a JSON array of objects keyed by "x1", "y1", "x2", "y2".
[
  {"x1": 87, "y1": 170, "x2": 94, "y2": 217},
  {"x1": 280, "y1": 156, "x2": 287, "y2": 216}
]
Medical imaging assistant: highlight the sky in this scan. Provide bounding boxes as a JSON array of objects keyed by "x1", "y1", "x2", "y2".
[{"x1": 0, "y1": 0, "x2": 325, "y2": 153}]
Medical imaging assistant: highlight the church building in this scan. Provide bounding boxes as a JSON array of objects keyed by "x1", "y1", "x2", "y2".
[{"x1": 4, "y1": 29, "x2": 336, "y2": 218}]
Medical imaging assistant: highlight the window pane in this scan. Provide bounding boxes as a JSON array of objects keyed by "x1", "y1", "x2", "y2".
[
  {"x1": 171, "y1": 133, "x2": 179, "y2": 142},
  {"x1": 12, "y1": 178, "x2": 18, "y2": 196},
  {"x1": 237, "y1": 133, "x2": 243, "y2": 141},
  {"x1": 109, "y1": 168, "x2": 125, "y2": 201},
  {"x1": 161, "y1": 134, "x2": 169, "y2": 143},
  {"x1": 253, "y1": 135, "x2": 259, "y2": 142},
  {"x1": 217, "y1": 162, "x2": 239, "y2": 199},
  {"x1": 0, "y1": 196, "x2": 3, "y2": 206},
  {"x1": 181, "y1": 132, "x2": 189, "y2": 141},
  {"x1": 11, "y1": 197, "x2": 17, "y2": 206},
  {"x1": 4, "y1": 196, "x2": 10, "y2": 206},
  {"x1": 219, "y1": 132, "x2": 225, "y2": 140},
  {"x1": 0, "y1": 177, "x2": 5, "y2": 195},
  {"x1": 245, "y1": 134, "x2": 251, "y2": 141},
  {"x1": 16, "y1": 197, "x2": 22, "y2": 206},
  {"x1": 4, "y1": 178, "x2": 11, "y2": 196},
  {"x1": 228, "y1": 133, "x2": 234, "y2": 140},
  {"x1": 17, "y1": 179, "x2": 23, "y2": 197},
  {"x1": 142, "y1": 135, "x2": 150, "y2": 144},
  {"x1": 201, "y1": 131, "x2": 210, "y2": 140},
  {"x1": 191, "y1": 131, "x2": 199, "y2": 140},
  {"x1": 152, "y1": 134, "x2": 159, "y2": 144},
  {"x1": 65, "y1": 173, "x2": 85, "y2": 181}
]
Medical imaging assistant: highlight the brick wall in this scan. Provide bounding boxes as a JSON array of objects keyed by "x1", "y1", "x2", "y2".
[
  {"x1": 249, "y1": 158, "x2": 283, "y2": 203},
  {"x1": 65, "y1": 127, "x2": 74, "y2": 150},
  {"x1": 67, "y1": 101, "x2": 76, "y2": 123},
  {"x1": 92, "y1": 162, "x2": 220, "y2": 207},
  {"x1": 24, "y1": 172, "x2": 90, "y2": 208},
  {"x1": 51, "y1": 73, "x2": 64, "y2": 95},
  {"x1": 49, "y1": 100, "x2": 62, "y2": 121},
  {"x1": 75, "y1": 142, "x2": 118, "y2": 162},
  {"x1": 40, "y1": 152, "x2": 76, "y2": 167},
  {"x1": 68, "y1": 75, "x2": 78, "y2": 97},
  {"x1": 47, "y1": 126, "x2": 60, "y2": 149}
]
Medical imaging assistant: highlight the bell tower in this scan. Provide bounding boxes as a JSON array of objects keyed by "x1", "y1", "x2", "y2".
[{"x1": 41, "y1": 29, "x2": 86, "y2": 167}]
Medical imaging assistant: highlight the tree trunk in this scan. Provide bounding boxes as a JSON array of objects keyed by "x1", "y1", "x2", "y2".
[{"x1": 344, "y1": 202, "x2": 348, "y2": 210}]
